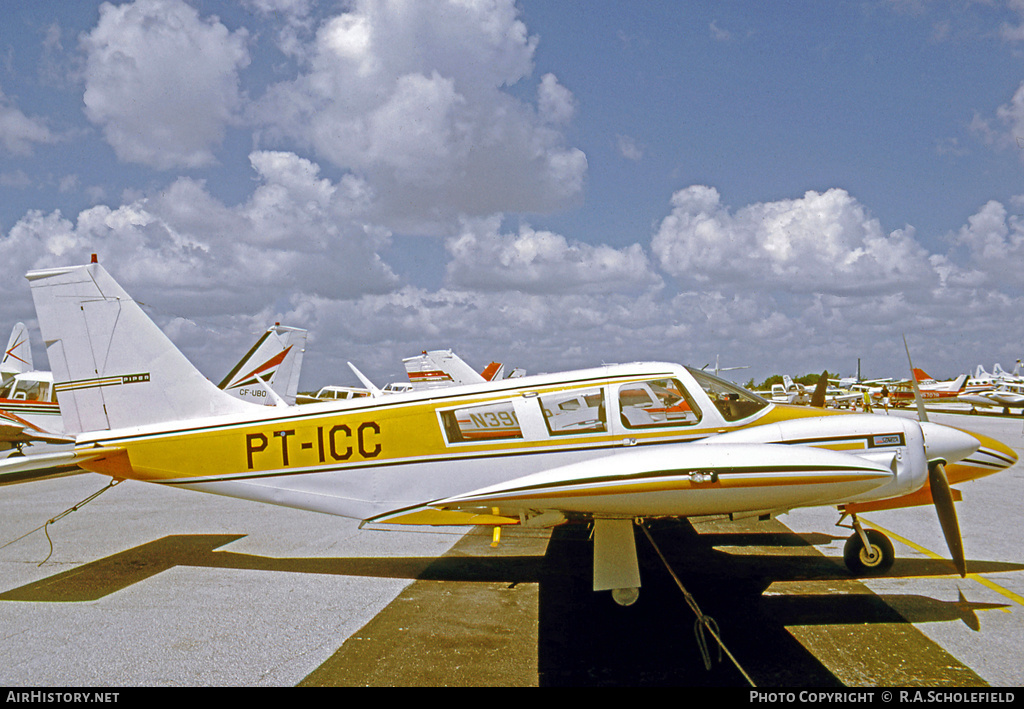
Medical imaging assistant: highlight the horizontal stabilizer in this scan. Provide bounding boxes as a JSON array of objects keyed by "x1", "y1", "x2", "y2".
[
  {"x1": 0, "y1": 410, "x2": 73, "y2": 445},
  {"x1": 0, "y1": 446, "x2": 120, "y2": 486}
]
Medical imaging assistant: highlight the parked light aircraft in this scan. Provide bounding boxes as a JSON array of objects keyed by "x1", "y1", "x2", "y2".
[
  {"x1": 297, "y1": 386, "x2": 373, "y2": 404},
  {"x1": 958, "y1": 382, "x2": 1024, "y2": 415},
  {"x1": 993, "y1": 362, "x2": 1024, "y2": 384},
  {"x1": 973, "y1": 362, "x2": 1024, "y2": 389},
  {"x1": 299, "y1": 350, "x2": 522, "y2": 404},
  {"x1": 14, "y1": 260, "x2": 1019, "y2": 605},
  {"x1": 866, "y1": 369, "x2": 973, "y2": 408}
]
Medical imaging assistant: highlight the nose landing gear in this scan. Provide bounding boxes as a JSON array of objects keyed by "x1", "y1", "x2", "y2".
[{"x1": 840, "y1": 514, "x2": 895, "y2": 575}]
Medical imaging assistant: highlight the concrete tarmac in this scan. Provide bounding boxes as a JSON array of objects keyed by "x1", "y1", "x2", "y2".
[{"x1": 1, "y1": 410, "x2": 1021, "y2": 686}]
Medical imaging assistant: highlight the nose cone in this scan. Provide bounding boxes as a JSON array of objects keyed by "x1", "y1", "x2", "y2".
[{"x1": 919, "y1": 421, "x2": 979, "y2": 465}]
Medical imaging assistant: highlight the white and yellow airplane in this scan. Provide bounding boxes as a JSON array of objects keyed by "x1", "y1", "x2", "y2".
[{"x1": 16, "y1": 260, "x2": 1019, "y2": 605}]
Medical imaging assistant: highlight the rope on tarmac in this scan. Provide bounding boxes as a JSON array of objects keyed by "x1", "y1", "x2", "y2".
[
  {"x1": 638, "y1": 522, "x2": 757, "y2": 687},
  {"x1": 0, "y1": 479, "x2": 122, "y2": 565}
]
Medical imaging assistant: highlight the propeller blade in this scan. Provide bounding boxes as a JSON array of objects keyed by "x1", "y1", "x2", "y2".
[
  {"x1": 903, "y1": 335, "x2": 929, "y2": 423},
  {"x1": 929, "y1": 461, "x2": 966, "y2": 577},
  {"x1": 810, "y1": 370, "x2": 828, "y2": 408}
]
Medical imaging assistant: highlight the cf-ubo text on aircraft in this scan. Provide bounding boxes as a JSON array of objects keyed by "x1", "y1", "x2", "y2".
[{"x1": 20, "y1": 260, "x2": 1018, "y2": 605}]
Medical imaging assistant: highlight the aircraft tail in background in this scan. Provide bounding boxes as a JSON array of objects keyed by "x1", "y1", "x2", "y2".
[
  {"x1": 1, "y1": 322, "x2": 33, "y2": 383},
  {"x1": 218, "y1": 324, "x2": 307, "y2": 406},
  {"x1": 403, "y1": 349, "x2": 486, "y2": 389}
]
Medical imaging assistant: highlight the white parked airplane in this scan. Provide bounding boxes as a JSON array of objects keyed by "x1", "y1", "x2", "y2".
[
  {"x1": 958, "y1": 382, "x2": 1024, "y2": 415},
  {"x1": 9, "y1": 260, "x2": 1019, "y2": 604}
]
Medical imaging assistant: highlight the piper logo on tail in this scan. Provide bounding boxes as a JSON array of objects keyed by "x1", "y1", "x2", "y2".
[{"x1": 55, "y1": 373, "x2": 151, "y2": 393}]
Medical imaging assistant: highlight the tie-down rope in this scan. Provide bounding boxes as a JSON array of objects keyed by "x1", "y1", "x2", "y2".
[
  {"x1": 638, "y1": 522, "x2": 756, "y2": 687},
  {"x1": 0, "y1": 478, "x2": 122, "y2": 565}
]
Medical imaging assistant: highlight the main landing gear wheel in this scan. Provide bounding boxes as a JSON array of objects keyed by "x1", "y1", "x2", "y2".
[{"x1": 843, "y1": 528, "x2": 895, "y2": 574}]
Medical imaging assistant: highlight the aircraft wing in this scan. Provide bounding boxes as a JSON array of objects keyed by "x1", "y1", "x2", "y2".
[
  {"x1": 829, "y1": 392, "x2": 865, "y2": 404},
  {"x1": 0, "y1": 446, "x2": 121, "y2": 486}
]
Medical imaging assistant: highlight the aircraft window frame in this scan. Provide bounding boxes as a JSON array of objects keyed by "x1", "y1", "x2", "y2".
[
  {"x1": 439, "y1": 399, "x2": 524, "y2": 444},
  {"x1": 616, "y1": 378, "x2": 702, "y2": 429},
  {"x1": 538, "y1": 386, "x2": 608, "y2": 436},
  {"x1": 685, "y1": 366, "x2": 770, "y2": 422}
]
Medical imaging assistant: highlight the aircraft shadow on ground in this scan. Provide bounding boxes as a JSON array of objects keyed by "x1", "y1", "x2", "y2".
[
  {"x1": 1, "y1": 521, "x2": 1018, "y2": 686},
  {"x1": 532, "y1": 520, "x2": 1014, "y2": 686}
]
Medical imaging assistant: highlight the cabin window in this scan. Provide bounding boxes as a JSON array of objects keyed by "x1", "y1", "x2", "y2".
[
  {"x1": 440, "y1": 400, "x2": 523, "y2": 443},
  {"x1": 686, "y1": 367, "x2": 769, "y2": 422},
  {"x1": 618, "y1": 379, "x2": 701, "y2": 428},
  {"x1": 6, "y1": 379, "x2": 51, "y2": 402},
  {"x1": 539, "y1": 387, "x2": 607, "y2": 435}
]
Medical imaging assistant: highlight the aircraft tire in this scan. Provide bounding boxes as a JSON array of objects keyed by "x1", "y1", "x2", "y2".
[{"x1": 843, "y1": 529, "x2": 894, "y2": 575}]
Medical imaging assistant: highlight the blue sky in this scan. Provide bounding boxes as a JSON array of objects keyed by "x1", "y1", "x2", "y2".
[{"x1": 2, "y1": 0, "x2": 1023, "y2": 389}]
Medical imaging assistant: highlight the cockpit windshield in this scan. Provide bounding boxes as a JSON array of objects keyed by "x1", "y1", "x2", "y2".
[{"x1": 685, "y1": 366, "x2": 770, "y2": 422}]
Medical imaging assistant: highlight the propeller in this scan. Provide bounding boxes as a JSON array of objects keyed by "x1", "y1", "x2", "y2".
[
  {"x1": 904, "y1": 335, "x2": 967, "y2": 577},
  {"x1": 810, "y1": 370, "x2": 828, "y2": 408},
  {"x1": 929, "y1": 461, "x2": 966, "y2": 577}
]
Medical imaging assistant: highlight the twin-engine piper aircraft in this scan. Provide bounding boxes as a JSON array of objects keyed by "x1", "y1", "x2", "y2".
[{"x1": 20, "y1": 260, "x2": 1019, "y2": 605}]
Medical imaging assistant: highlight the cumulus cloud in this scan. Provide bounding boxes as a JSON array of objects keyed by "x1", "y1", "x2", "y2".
[
  {"x1": 0, "y1": 88, "x2": 56, "y2": 154},
  {"x1": 80, "y1": 0, "x2": 251, "y2": 169},
  {"x1": 0, "y1": 150, "x2": 398, "y2": 320},
  {"x1": 651, "y1": 185, "x2": 937, "y2": 294},
  {"x1": 444, "y1": 216, "x2": 662, "y2": 294},
  {"x1": 944, "y1": 199, "x2": 1024, "y2": 290},
  {"x1": 253, "y1": 0, "x2": 587, "y2": 229}
]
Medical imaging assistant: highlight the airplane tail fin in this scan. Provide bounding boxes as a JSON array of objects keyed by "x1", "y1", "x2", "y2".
[
  {"x1": 480, "y1": 362, "x2": 505, "y2": 381},
  {"x1": 403, "y1": 349, "x2": 485, "y2": 389},
  {"x1": 27, "y1": 261, "x2": 260, "y2": 435},
  {"x1": 952, "y1": 374, "x2": 969, "y2": 392},
  {"x1": 1, "y1": 322, "x2": 33, "y2": 380},
  {"x1": 912, "y1": 368, "x2": 931, "y2": 382},
  {"x1": 218, "y1": 324, "x2": 307, "y2": 405}
]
